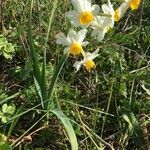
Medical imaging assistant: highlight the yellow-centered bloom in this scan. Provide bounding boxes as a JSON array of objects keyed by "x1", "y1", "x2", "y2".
[
  {"x1": 101, "y1": 0, "x2": 115, "y2": 26},
  {"x1": 84, "y1": 60, "x2": 95, "y2": 70},
  {"x1": 79, "y1": 11, "x2": 94, "y2": 25},
  {"x1": 69, "y1": 42, "x2": 83, "y2": 55},
  {"x1": 130, "y1": 0, "x2": 141, "y2": 10},
  {"x1": 73, "y1": 48, "x2": 99, "y2": 72},
  {"x1": 66, "y1": 0, "x2": 100, "y2": 27},
  {"x1": 113, "y1": 0, "x2": 141, "y2": 23},
  {"x1": 91, "y1": 0, "x2": 115, "y2": 41},
  {"x1": 56, "y1": 29, "x2": 88, "y2": 56},
  {"x1": 114, "y1": 10, "x2": 121, "y2": 22}
]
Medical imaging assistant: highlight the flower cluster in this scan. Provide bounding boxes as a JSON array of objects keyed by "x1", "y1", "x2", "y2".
[{"x1": 56, "y1": 0, "x2": 141, "y2": 72}]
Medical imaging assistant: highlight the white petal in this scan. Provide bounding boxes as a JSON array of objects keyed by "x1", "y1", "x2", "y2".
[
  {"x1": 124, "y1": 0, "x2": 131, "y2": 2},
  {"x1": 91, "y1": 28, "x2": 99, "y2": 37},
  {"x1": 82, "y1": 41, "x2": 89, "y2": 46},
  {"x1": 91, "y1": 5, "x2": 100, "y2": 15},
  {"x1": 77, "y1": 29, "x2": 87, "y2": 43},
  {"x1": 110, "y1": 19, "x2": 114, "y2": 28},
  {"x1": 71, "y1": 0, "x2": 92, "y2": 12},
  {"x1": 101, "y1": 17, "x2": 114, "y2": 29},
  {"x1": 67, "y1": 29, "x2": 79, "y2": 43},
  {"x1": 73, "y1": 61, "x2": 84, "y2": 72},
  {"x1": 63, "y1": 47, "x2": 70, "y2": 54},
  {"x1": 71, "y1": 0, "x2": 91, "y2": 12},
  {"x1": 97, "y1": 16, "x2": 105, "y2": 24},
  {"x1": 68, "y1": 29, "x2": 77, "y2": 39},
  {"x1": 97, "y1": 30, "x2": 105, "y2": 41},
  {"x1": 66, "y1": 11, "x2": 80, "y2": 27},
  {"x1": 101, "y1": 17, "x2": 114, "y2": 30},
  {"x1": 107, "y1": 0, "x2": 114, "y2": 13},
  {"x1": 91, "y1": 16, "x2": 103, "y2": 27},
  {"x1": 90, "y1": 48, "x2": 99, "y2": 60},
  {"x1": 83, "y1": 0, "x2": 92, "y2": 11},
  {"x1": 80, "y1": 24, "x2": 90, "y2": 29},
  {"x1": 83, "y1": 48, "x2": 99, "y2": 60},
  {"x1": 118, "y1": 1, "x2": 130, "y2": 17},
  {"x1": 102, "y1": 0, "x2": 114, "y2": 15},
  {"x1": 102, "y1": 4, "x2": 111, "y2": 14},
  {"x1": 84, "y1": 52, "x2": 92, "y2": 60},
  {"x1": 71, "y1": 0, "x2": 82, "y2": 12},
  {"x1": 56, "y1": 35, "x2": 70, "y2": 46}
]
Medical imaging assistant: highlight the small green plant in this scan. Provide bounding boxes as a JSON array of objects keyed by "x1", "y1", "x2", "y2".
[
  {"x1": 0, "y1": 34, "x2": 15, "y2": 59},
  {"x1": 0, "y1": 103, "x2": 16, "y2": 123},
  {"x1": 0, "y1": 133, "x2": 10, "y2": 150}
]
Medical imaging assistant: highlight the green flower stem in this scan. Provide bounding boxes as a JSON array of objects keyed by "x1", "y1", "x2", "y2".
[
  {"x1": 99, "y1": 13, "x2": 112, "y2": 17},
  {"x1": 46, "y1": 53, "x2": 68, "y2": 110}
]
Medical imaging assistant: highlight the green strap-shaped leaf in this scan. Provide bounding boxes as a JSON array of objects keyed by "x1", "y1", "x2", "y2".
[
  {"x1": 41, "y1": 0, "x2": 59, "y2": 108},
  {"x1": 51, "y1": 109, "x2": 78, "y2": 150},
  {"x1": 28, "y1": 0, "x2": 41, "y2": 85},
  {"x1": 47, "y1": 53, "x2": 68, "y2": 109}
]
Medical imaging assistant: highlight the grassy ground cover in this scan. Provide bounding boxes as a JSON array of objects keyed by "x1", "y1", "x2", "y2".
[{"x1": 0, "y1": 0, "x2": 150, "y2": 149}]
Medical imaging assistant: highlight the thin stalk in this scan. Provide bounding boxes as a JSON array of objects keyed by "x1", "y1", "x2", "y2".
[
  {"x1": 0, "y1": 92, "x2": 20, "y2": 105},
  {"x1": 101, "y1": 80, "x2": 114, "y2": 137},
  {"x1": 76, "y1": 107, "x2": 114, "y2": 150},
  {"x1": 129, "y1": 80, "x2": 135, "y2": 107},
  {"x1": 99, "y1": 13, "x2": 112, "y2": 17},
  {"x1": 7, "y1": 106, "x2": 24, "y2": 138},
  {"x1": 76, "y1": 107, "x2": 101, "y2": 149},
  {"x1": 61, "y1": 99, "x2": 115, "y2": 117}
]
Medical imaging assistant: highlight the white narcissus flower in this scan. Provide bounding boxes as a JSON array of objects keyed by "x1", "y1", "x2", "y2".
[
  {"x1": 73, "y1": 48, "x2": 99, "y2": 72},
  {"x1": 91, "y1": 0, "x2": 116, "y2": 41},
  {"x1": 91, "y1": 0, "x2": 141, "y2": 42},
  {"x1": 130, "y1": 0, "x2": 141, "y2": 10},
  {"x1": 91, "y1": 16, "x2": 110, "y2": 41},
  {"x1": 101, "y1": 0, "x2": 115, "y2": 27},
  {"x1": 56, "y1": 29, "x2": 88, "y2": 55},
  {"x1": 126, "y1": 0, "x2": 141, "y2": 10},
  {"x1": 114, "y1": 0, "x2": 141, "y2": 22},
  {"x1": 66, "y1": 0, "x2": 100, "y2": 27}
]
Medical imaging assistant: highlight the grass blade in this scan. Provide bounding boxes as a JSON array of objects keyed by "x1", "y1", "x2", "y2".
[
  {"x1": 47, "y1": 53, "x2": 68, "y2": 109},
  {"x1": 51, "y1": 108, "x2": 78, "y2": 150},
  {"x1": 7, "y1": 105, "x2": 24, "y2": 138},
  {"x1": 0, "y1": 92, "x2": 19, "y2": 105},
  {"x1": 41, "y1": 0, "x2": 59, "y2": 108},
  {"x1": 34, "y1": 77, "x2": 44, "y2": 108},
  {"x1": 28, "y1": 0, "x2": 41, "y2": 84}
]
